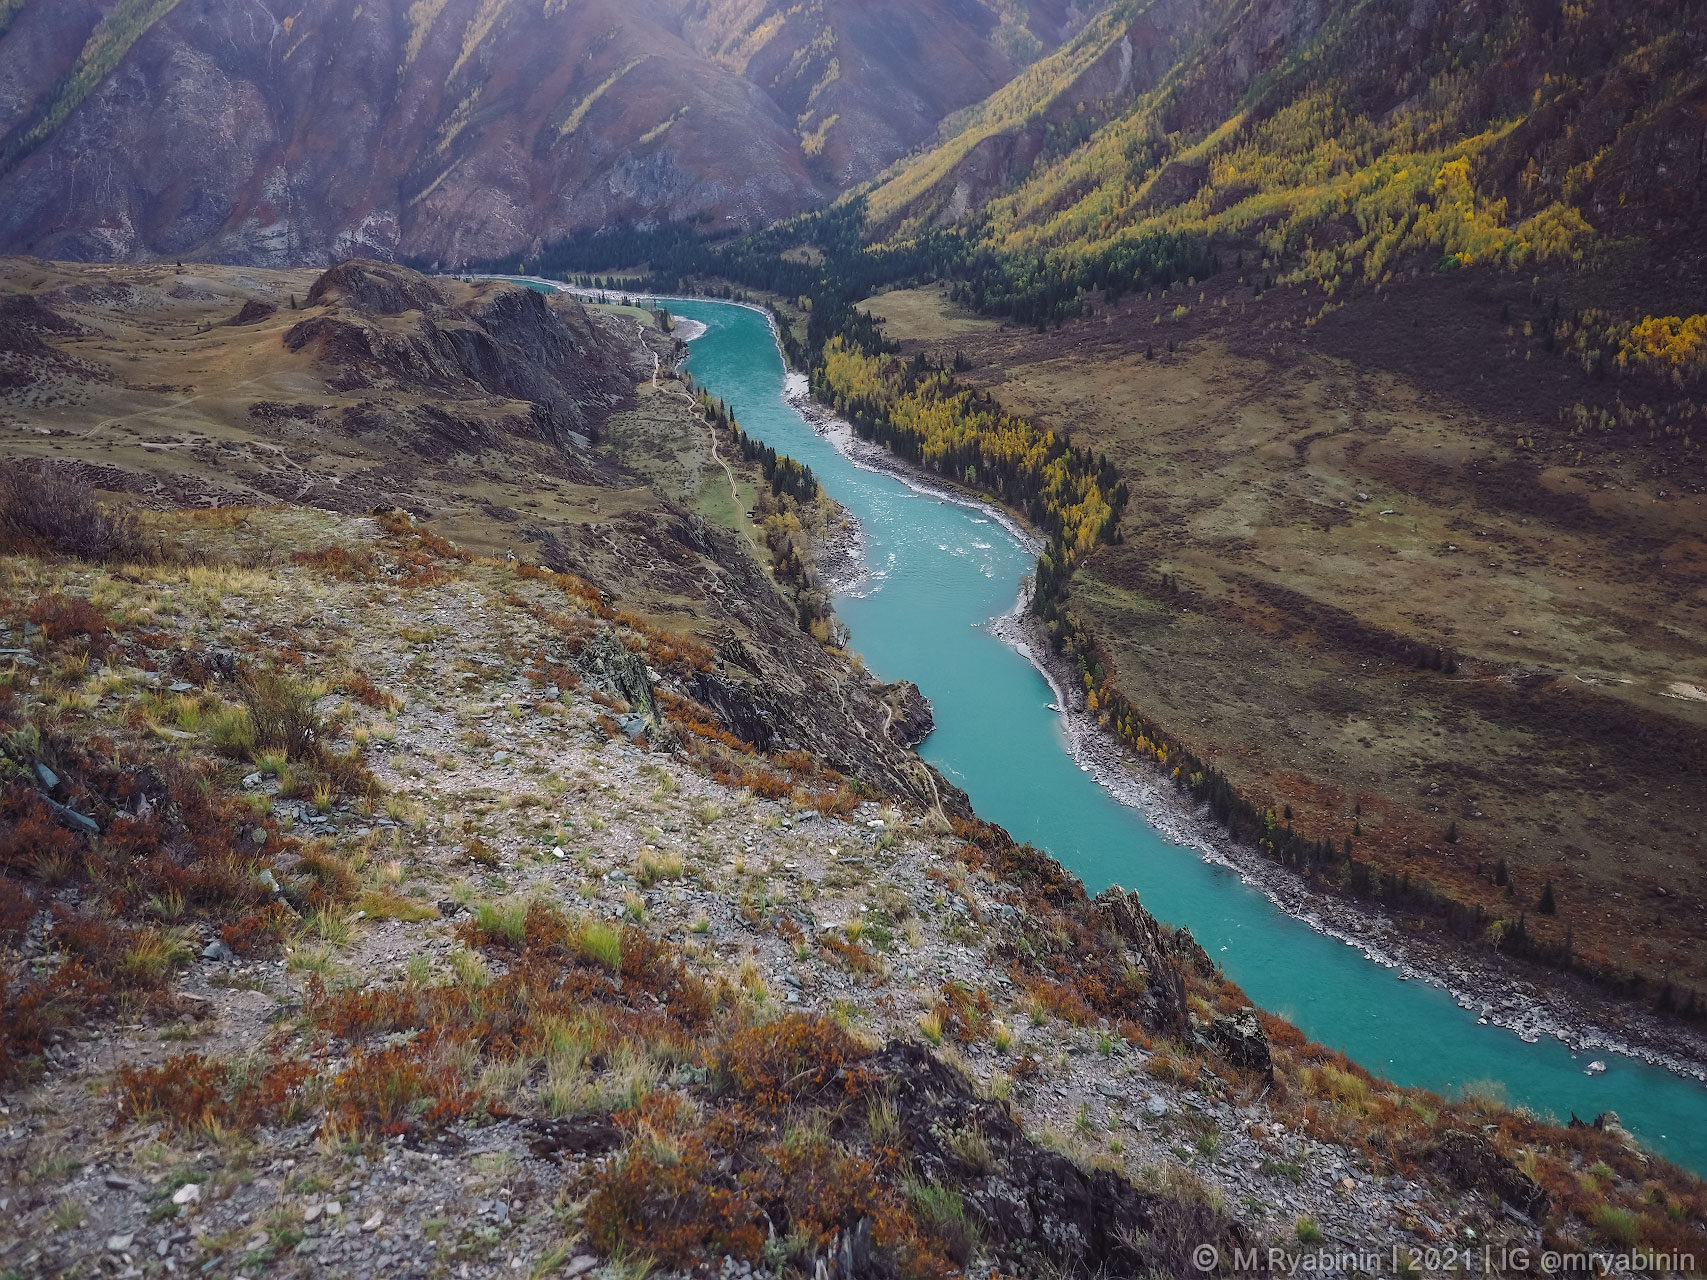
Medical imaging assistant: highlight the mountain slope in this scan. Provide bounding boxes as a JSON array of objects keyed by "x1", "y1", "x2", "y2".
[
  {"x1": 820, "y1": 0, "x2": 1707, "y2": 1024},
  {"x1": 0, "y1": 0, "x2": 1097, "y2": 266},
  {"x1": 868, "y1": 0, "x2": 1707, "y2": 291}
]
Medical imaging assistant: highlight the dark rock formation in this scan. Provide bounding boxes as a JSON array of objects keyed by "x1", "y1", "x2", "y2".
[
  {"x1": 879, "y1": 680, "x2": 934, "y2": 749},
  {"x1": 1430, "y1": 1129, "x2": 1551, "y2": 1219},
  {"x1": 1206, "y1": 1008, "x2": 1273, "y2": 1082},
  {"x1": 870, "y1": 1040, "x2": 1253, "y2": 1277},
  {"x1": 1093, "y1": 896, "x2": 1272, "y2": 1076},
  {"x1": 284, "y1": 262, "x2": 632, "y2": 444},
  {"x1": 219, "y1": 299, "x2": 277, "y2": 327},
  {"x1": 1090, "y1": 887, "x2": 1192, "y2": 1034},
  {"x1": 687, "y1": 670, "x2": 779, "y2": 753},
  {"x1": 306, "y1": 262, "x2": 445, "y2": 315}
]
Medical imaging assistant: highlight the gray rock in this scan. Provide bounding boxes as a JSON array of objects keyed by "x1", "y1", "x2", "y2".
[
  {"x1": 45, "y1": 796, "x2": 100, "y2": 836},
  {"x1": 1208, "y1": 1008, "x2": 1273, "y2": 1080}
]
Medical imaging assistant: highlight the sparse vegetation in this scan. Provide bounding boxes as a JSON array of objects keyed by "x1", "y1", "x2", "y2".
[{"x1": 0, "y1": 463, "x2": 147, "y2": 562}]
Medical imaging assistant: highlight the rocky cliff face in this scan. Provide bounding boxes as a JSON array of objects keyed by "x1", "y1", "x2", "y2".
[{"x1": 0, "y1": 0, "x2": 1093, "y2": 266}]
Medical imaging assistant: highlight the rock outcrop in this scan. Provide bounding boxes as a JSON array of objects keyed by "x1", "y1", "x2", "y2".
[
  {"x1": 1206, "y1": 1008, "x2": 1273, "y2": 1081},
  {"x1": 1090, "y1": 886, "x2": 1193, "y2": 1034},
  {"x1": 284, "y1": 261, "x2": 633, "y2": 445},
  {"x1": 1430, "y1": 1129, "x2": 1551, "y2": 1219},
  {"x1": 872, "y1": 1040, "x2": 1253, "y2": 1276},
  {"x1": 219, "y1": 299, "x2": 277, "y2": 327},
  {"x1": 879, "y1": 680, "x2": 934, "y2": 749}
]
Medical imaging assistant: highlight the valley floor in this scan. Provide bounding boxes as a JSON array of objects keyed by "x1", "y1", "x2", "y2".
[{"x1": 855, "y1": 277, "x2": 1707, "y2": 1019}]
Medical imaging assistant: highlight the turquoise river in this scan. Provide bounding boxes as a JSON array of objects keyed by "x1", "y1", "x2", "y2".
[{"x1": 559, "y1": 285, "x2": 1707, "y2": 1170}]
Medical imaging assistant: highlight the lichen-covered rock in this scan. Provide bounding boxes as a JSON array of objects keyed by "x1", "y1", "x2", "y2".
[{"x1": 1208, "y1": 1008, "x2": 1273, "y2": 1081}]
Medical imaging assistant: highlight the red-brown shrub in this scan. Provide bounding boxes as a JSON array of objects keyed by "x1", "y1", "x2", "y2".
[
  {"x1": 717, "y1": 1014, "x2": 872, "y2": 1114},
  {"x1": 29, "y1": 593, "x2": 113, "y2": 653}
]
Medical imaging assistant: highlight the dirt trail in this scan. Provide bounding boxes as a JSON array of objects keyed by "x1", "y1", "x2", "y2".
[{"x1": 79, "y1": 374, "x2": 271, "y2": 440}]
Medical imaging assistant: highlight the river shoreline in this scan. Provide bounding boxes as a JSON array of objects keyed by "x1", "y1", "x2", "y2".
[
  {"x1": 787, "y1": 369, "x2": 1707, "y2": 1102},
  {"x1": 669, "y1": 292, "x2": 1707, "y2": 1106},
  {"x1": 988, "y1": 599, "x2": 1707, "y2": 1093},
  {"x1": 782, "y1": 374, "x2": 1044, "y2": 558}
]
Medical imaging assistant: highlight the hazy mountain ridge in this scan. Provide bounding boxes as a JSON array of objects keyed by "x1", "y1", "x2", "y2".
[{"x1": 0, "y1": 0, "x2": 1090, "y2": 267}]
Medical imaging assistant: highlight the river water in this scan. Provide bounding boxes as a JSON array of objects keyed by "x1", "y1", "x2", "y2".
[{"x1": 546, "y1": 285, "x2": 1707, "y2": 1168}]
